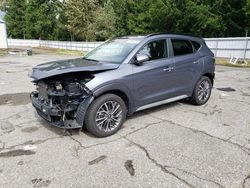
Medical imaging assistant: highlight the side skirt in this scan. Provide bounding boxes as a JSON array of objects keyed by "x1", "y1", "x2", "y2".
[{"x1": 135, "y1": 95, "x2": 188, "y2": 112}]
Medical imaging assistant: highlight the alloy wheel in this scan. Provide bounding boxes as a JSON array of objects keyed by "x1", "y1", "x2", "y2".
[
  {"x1": 95, "y1": 101, "x2": 123, "y2": 132},
  {"x1": 198, "y1": 80, "x2": 210, "y2": 101}
]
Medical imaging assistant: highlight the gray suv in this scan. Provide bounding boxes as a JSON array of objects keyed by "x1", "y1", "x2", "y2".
[{"x1": 30, "y1": 33, "x2": 215, "y2": 137}]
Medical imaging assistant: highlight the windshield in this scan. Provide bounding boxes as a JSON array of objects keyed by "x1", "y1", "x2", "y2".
[{"x1": 83, "y1": 38, "x2": 141, "y2": 64}]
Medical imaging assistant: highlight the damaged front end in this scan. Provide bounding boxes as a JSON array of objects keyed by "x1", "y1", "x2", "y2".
[{"x1": 31, "y1": 73, "x2": 94, "y2": 129}]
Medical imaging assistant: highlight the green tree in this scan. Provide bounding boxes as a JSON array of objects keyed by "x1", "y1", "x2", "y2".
[
  {"x1": 201, "y1": 0, "x2": 248, "y2": 36},
  {"x1": 124, "y1": 0, "x2": 225, "y2": 37},
  {"x1": 0, "y1": 0, "x2": 7, "y2": 11},
  {"x1": 112, "y1": 0, "x2": 248, "y2": 37},
  {"x1": 173, "y1": 1, "x2": 226, "y2": 37},
  {"x1": 25, "y1": 0, "x2": 61, "y2": 39},
  {"x1": 5, "y1": 0, "x2": 26, "y2": 38},
  {"x1": 126, "y1": 0, "x2": 152, "y2": 34},
  {"x1": 125, "y1": 0, "x2": 182, "y2": 35},
  {"x1": 113, "y1": 0, "x2": 130, "y2": 36},
  {"x1": 52, "y1": 1, "x2": 71, "y2": 41},
  {"x1": 245, "y1": 0, "x2": 250, "y2": 33},
  {"x1": 64, "y1": 0, "x2": 97, "y2": 41},
  {"x1": 148, "y1": 0, "x2": 181, "y2": 33},
  {"x1": 93, "y1": 0, "x2": 116, "y2": 41},
  {"x1": 4, "y1": 0, "x2": 250, "y2": 40}
]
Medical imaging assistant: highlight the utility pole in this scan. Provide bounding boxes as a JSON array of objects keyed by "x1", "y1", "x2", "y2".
[{"x1": 243, "y1": 30, "x2": 248, "y2": 61}]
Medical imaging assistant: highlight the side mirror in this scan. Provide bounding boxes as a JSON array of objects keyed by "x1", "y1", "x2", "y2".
[{"x1": 134, "y1": 54, "x2": 149, "y2": 66}]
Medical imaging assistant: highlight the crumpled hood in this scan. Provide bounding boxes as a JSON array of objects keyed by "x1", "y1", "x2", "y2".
[{"x1": 30, "y1": 58, "x2": 120, "y2": 81}]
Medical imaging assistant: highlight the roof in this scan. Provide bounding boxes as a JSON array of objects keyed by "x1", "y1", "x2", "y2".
[{"x1": 116, "y1": 33, "x2": 203, "y2": 42}]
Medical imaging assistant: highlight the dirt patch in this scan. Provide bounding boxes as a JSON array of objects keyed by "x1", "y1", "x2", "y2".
[
  {"x1": 0, "y1": 92, "x2": 30, "y2": 106},
  {"x1": 124, "y1": 160, "x2": 135, "y2": 176},
  {"x1": 0, "y1": 61, "x2": 19, "y2": 65},
  {"x1": 0, "y1": 149, "x2": 35, "y2": 158},
  {"x1": 21, "y1": 126, "x2": 40, "y2": 133},
  {"x1": 217, "y1": 87, "x2": 236, "y2": 92},
  {"x1": 5, "y1": 70, "x2": 17, "y2": 73},
  {"x1": 0, "y1": 121, "x2": 15, "y2": 134},
  {"x1": 88, "y1": 155, "x2": 107, "y2": 165},
  {"x1": 31, "y1": 178, "x2": 51, "y2": 188},
  {"x1": 216, "y1": 70, "x2": 225, "y2": 72},
  {"x1": 0, "y1": 121, "x2": 14, "y2": 130},
  {"x1": 17, "y1": 161, "x2": 24, "y2": 165}
]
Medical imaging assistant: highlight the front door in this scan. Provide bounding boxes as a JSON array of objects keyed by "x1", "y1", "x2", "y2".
[{"x1": 131, "y1": 39, "x2": 176, "y2": 109}]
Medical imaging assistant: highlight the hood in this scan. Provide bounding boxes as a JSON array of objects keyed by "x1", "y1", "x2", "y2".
[{"x1": 30, "y1": 58, "x2": 120, "y2": 81}]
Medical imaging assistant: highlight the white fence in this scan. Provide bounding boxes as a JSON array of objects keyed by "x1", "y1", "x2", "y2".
[
  {"x1": 7, "y1": 37, "x2": 250, "y2": 59},
  {"x1": 7, "y1": 39, "x2": 103, "y2": 52},
  {"x1": 204, "y1": 37, "x2": 249, "y2": 59}
]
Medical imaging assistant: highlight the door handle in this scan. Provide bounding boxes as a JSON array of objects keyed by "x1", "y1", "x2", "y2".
[
  {"x1": 163, "y1": 67, "x2": 174, "y2": 72},
  {"x1": 193, "y1": 61, "x2": 200, "y2": 65}
]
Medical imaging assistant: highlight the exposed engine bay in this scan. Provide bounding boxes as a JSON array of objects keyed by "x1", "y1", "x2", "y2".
[
  {"x1": 30, "y1": 56, "x2": 120, "y2": 130},
  {"x1": 31, "y1": 73, "x2": 94, "y2": 128}
]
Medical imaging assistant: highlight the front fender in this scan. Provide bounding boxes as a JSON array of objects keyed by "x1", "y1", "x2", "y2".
[{"x1": 92, "y1": 83, "x2": 135, "y2": 115}]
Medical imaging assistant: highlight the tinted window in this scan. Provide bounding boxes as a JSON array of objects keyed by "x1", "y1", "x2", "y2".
[
  {"x1": 138, "y1": 40, "x2": 168, "y2": 61},
  {"x1": 191, "y1": 41, "x2": 201, "y2": 51},
  {"x1": 171, "y1": 39, "x2": 193, "y2": 56}
]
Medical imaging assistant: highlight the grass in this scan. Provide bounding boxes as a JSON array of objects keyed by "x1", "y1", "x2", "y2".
[
  {"x1": 0, "y1": 49, "x2": 9, "y2": 56},
  {"x1": 32, "y1": 47, "x2": 86, "y2": 56},
  {"x1": 54, "y1": 48, "x2": 86, "y2": 56},
  {"x1": 1, "y1": 47, "x2": 86, "y2": 58},
  {"x1": 216, "y1": 58, "x2": 250, "y2": 68}
]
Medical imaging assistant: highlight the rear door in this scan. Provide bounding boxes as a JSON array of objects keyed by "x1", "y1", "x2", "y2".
[{"x1": 170, "y1": 39, "x2": 203, "y2": 96}]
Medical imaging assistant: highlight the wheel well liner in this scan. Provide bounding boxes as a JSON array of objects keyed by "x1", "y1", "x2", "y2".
[{"x1": 203, "y1": 73, "x2": 214, "y2": 85}]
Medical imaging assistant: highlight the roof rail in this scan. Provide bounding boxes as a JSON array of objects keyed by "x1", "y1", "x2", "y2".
[
  {"x1": 146, "y1": 32, "x2": 202, "y2": 38},
  {"x1": 112, "y1": 35, "x2": 146, "y2": 39}
]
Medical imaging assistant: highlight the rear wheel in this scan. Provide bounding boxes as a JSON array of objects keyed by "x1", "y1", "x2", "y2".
[
  {"x1": 84, "y1": 94, "x2": 127, "y2": 137},
  {"x1": 190, "y1": 76, "x2": 212, "y2": 105}
]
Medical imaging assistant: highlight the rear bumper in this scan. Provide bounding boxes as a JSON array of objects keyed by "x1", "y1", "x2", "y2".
[{"x1": 30, "y1": 92, "x2": 82, "y2": 129}]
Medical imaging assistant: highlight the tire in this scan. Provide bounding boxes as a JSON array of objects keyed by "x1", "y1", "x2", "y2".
[
  {"x1": 84, "y1": 94, "x2": 127, "y2": 137},
  {"x1": 190, "y1": 76, "x2": 212, "y2": 105}
]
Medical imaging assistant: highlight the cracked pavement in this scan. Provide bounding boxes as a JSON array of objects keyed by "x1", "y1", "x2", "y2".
[{"x1": 0, "y1": 54, "x2": 250, "y2": 188}]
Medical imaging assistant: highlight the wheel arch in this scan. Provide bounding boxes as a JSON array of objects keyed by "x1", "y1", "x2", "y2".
[
  {"x1": 202, "y1": 72, "x2": 214, "y2": 85},
  {"x1": 92, "y1": 84, "x2": 134, "y2": 115}
]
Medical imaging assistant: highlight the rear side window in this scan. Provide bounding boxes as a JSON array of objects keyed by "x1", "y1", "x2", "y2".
[
  {"x1": 191, "y1": 41, "x2": 201, "y2": 51},
  {"x1": 138, "y1": 40, "x2": 168, "y2": 61},
  {"x1": 171, "y1": 39, "x2": 193, "y2": 56}
]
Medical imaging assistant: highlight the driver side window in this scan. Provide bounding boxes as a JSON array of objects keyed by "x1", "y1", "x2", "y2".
[{"x1": 138, "y1": 40, "x2": 168, "y2": 61}]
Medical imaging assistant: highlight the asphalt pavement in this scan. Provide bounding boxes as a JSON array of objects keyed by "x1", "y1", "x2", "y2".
[{"x1": 0, "y1": 54, "x2": 249, "y2": 188}]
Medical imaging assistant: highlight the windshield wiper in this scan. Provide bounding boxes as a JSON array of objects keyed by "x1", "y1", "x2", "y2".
[{"x1": 83, "y1": 57, "x2": 99, "y2": 62}]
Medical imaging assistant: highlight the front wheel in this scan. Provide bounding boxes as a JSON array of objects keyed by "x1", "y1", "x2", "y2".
[
  {"x1": 84, "y1": 94, "x2": 127, "y2": 137},
  {"x1": 190, "y1": 76, "x2": 212, "y2": 105}
]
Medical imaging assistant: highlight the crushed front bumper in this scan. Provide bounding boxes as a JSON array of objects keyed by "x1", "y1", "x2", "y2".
[{"x1": 30, "y1": 91, "x2": 93, "y2": 129}]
